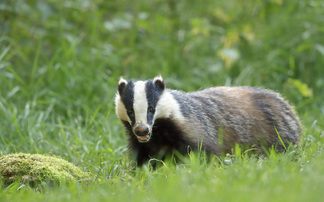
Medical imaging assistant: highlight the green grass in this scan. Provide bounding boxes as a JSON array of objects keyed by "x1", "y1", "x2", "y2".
[{"x1": 1, "y1": 0, "x2": 324, "y2": 201}]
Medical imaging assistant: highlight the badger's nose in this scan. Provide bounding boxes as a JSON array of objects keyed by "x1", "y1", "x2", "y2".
[{"x1": 134, "y1": 126, "x2": 149, "y2": 136}]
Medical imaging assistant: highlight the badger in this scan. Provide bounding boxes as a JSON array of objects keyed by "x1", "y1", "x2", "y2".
[{"x1": 115, "y1": 76, "x2": 302, "y2": 166}]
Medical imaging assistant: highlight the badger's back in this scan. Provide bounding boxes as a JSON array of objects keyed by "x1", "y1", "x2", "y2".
[{"x1": 170, "y1": 86, "x2": 302, "y2": 153}]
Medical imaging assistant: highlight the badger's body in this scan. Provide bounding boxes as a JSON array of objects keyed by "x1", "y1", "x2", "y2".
[{"x1": 115, "y1": 76, "x2": 302, "y2": 166}]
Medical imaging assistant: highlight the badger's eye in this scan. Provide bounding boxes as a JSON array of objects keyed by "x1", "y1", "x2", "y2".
[
  {"x1": 127, "y1": 109, "x2": 134, "y2": 117},
  {"x1": 148, "y1": 106, "x2": 155, "y2": 114}
]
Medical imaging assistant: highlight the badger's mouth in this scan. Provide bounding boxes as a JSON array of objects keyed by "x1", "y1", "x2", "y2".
[
  {"x1": 132, "y1": 125, "x2": 152, "y2": 143},
  {"x1": 135, "y1": 133, "x2": 151, "y2": 143}
]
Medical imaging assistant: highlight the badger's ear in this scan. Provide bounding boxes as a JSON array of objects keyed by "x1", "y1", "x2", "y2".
[
  {"x1": 153, "y1": 75, "x2": 165, "y2": 90},
  {"x1": 118, "y1": 77, "x2": 128, "y2": 95}
]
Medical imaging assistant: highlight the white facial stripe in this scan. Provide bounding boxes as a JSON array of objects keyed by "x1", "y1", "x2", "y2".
[
  {"x1": 133, "y1": 81, "x2": 148, "y2": 125},
  {"x1": 154, "y1": 91, "x2": 185, "y2": 122},
  {"x1": 115, "y1": 93, "x2": 130, "y2": 122}
]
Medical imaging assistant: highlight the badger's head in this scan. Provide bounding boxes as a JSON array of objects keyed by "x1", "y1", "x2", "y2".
[{"x1": 115, "y1": 75, "x2": 166, "y2": 143}]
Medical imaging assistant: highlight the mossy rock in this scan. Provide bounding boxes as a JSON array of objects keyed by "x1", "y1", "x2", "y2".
[{"x1": 0, "y1": 153, "x2": 94, "y2": 186}]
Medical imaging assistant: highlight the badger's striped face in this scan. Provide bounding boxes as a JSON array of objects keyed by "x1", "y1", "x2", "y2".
[{"x1": 115, "y1": 76, "x2": 165, "y2": 143}]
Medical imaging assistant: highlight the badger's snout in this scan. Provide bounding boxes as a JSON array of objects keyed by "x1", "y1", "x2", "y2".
[
  {"x1": 134, "y1": 125, "x2": 149, "y2": 136},
  {"x1": 133, "y1": 125, "x2": 151, "y2": 143}
]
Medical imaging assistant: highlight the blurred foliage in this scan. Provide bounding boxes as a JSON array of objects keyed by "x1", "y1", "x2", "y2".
[
  {"x1": 0, "y1": 0, "x2": 323, "y2": 159},
  {"x1": 0, "y1": 0, "x2": 322, "y2": 141},
  {"x1": 0, "y1": 0, "x2": 324, "y2": 200},
  {"x1": 1, "y1": 1, "x2": 323, "y2": 105}
]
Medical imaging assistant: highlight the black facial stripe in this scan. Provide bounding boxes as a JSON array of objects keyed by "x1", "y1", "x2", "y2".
[
  {"x1": 145, "y1": 80, "x2": 164, "y2": 125},
  {"x1": 120, "y1": 81, "x2": 136, "y2": 125}
]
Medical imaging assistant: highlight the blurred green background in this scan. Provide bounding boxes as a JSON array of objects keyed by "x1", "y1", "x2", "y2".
[{"x1": 1, "y1": 0, "x2": 324, "y2": 201}]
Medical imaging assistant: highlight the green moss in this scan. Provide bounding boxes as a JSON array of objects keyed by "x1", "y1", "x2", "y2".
[{"x1": 0, "y1": 153, "x2": 94, "y2": 186}]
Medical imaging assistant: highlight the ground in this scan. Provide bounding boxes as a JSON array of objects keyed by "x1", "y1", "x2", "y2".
[{"x1": 0, "y1": 0, "x2": 324, "y2": 201}]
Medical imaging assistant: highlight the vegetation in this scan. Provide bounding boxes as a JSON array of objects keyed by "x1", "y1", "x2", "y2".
[
  {"x1": 1, "y1": 0, "x2": 323, "y2": 201},
  {"x1": 0, "y1": 153, "x2": 93, "y2": 186}
]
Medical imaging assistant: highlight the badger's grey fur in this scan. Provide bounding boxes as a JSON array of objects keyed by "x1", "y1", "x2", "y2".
[{"x1": 115, "y1": 76, "x2": 302, "y2": 166}]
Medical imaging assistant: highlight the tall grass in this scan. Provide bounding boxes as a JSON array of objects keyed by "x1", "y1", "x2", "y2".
[{"x1": 1, "y1": 0, "x2": 324, "y2": 201}]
